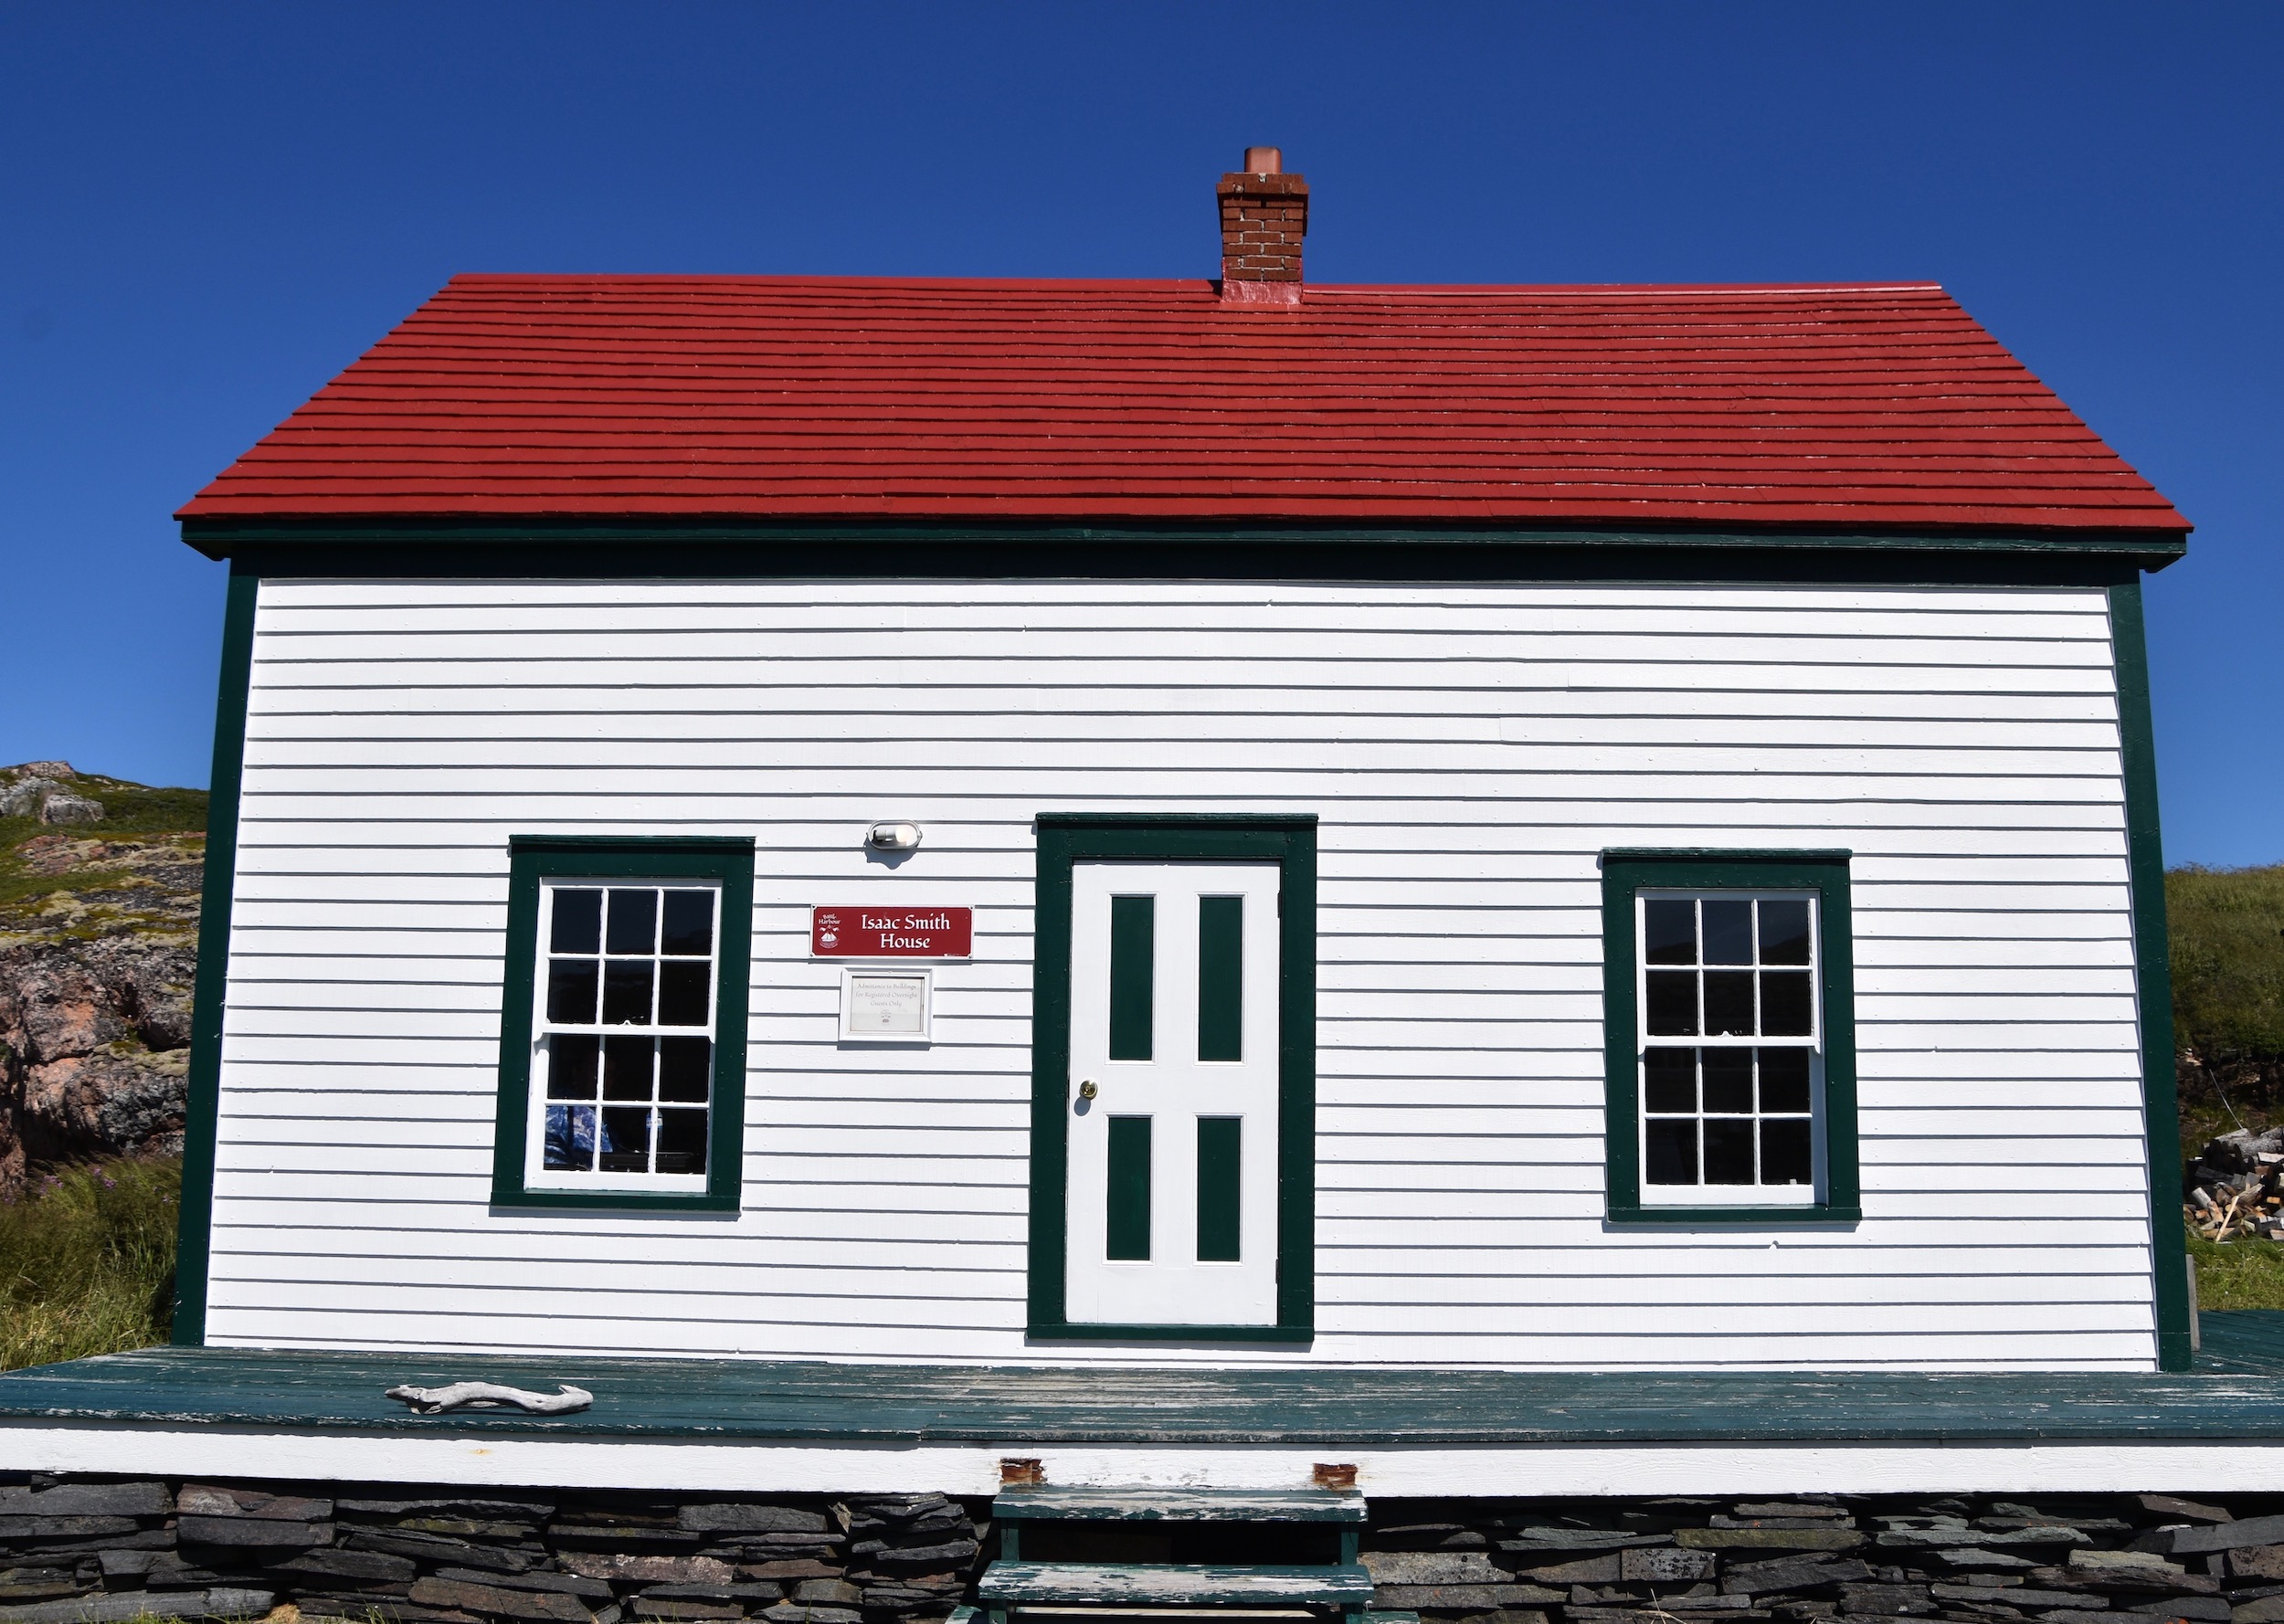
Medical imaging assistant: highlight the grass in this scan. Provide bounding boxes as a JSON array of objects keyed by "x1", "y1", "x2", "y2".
[
  {"x1": 0, "y1": 1154, "x2": 179, "y2": 1370},
  {"x1": 2188, "y1": 1224, "x2": 2284, "y2": 1312}
]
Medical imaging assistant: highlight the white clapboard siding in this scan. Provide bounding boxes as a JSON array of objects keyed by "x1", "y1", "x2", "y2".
[{"x1": 200, "y1": 576, "x2": 2162, "y2": 1371}]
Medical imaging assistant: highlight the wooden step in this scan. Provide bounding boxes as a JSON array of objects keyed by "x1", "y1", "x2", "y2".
[
  {"x1": 992, "y1": 1487, "x2": 1366, "y2": 1524},
  {"x1": 978, "y1": 1562, "x2": 1375, "y2": 1607}
]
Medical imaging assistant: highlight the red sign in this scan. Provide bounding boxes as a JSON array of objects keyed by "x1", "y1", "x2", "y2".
[{"x1": 811, "y1": 906, "x2": 972, "y2": 959}]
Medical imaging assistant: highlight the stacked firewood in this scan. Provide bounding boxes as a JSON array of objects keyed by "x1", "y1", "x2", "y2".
[{"x1": 2184, "y1": 1127, "x2": 2284, "y2": 1242}]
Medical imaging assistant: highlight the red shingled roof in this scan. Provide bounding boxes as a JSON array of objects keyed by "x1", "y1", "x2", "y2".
[{"x1": 177, "y1": 274, "x2": 2186, "y2": 533}]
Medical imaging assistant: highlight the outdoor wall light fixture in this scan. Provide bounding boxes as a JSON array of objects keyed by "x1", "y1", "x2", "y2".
[{"x1": 866, "y1": 821, "x2": 924, "y2": 853}]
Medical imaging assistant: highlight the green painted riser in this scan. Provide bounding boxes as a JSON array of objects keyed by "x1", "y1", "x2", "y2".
[
  {"x1": 5, "y1": 1334, "x2": 2284, "y2": 1442},
  {"x1": 993, "y1": 1487, "x2": 1365, "y2": 1522},
  {"x1": 978, "y1": 1563, "x2": 1374, "y2": 1606}
]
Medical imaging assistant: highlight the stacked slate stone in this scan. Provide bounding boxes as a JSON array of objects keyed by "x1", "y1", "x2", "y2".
[
  {"x1": 0, "y1": 1480, "x2": 273, "y2": 1624},
  {"x1": 0, "y1": 1478, "x2": 983, "y2": 1624},
  {"x1": 1360, "y1": 1495, "x2": 2284, "y2": 1624}
]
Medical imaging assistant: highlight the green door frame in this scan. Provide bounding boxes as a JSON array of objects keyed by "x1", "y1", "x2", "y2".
[{"x1": 1027, "y1": 813, "x2": 1317, "y2": 1343}]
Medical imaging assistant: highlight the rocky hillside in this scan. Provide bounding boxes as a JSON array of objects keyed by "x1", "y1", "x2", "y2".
[{"x1": 0, "y1": 763, "x2": 206, "y2": 1196}]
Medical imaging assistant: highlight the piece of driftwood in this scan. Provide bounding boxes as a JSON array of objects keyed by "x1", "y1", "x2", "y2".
[{"x1": 383, "y1": 1380, "x2": 594, "y2": 1415}]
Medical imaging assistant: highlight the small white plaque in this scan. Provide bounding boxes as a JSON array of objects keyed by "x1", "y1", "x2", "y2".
[{"x1": 841, "y1": 968, "x2": 931, "y2": 1043}]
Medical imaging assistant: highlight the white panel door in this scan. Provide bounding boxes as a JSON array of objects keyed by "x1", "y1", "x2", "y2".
[{"x1": 1065, "y1": 860, "x2": 1282, "y2": 1326}]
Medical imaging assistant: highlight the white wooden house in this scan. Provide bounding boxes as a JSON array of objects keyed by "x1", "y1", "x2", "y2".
[{"x1": 5, "y1": 153, "x2": 2247, "y2": 1515}]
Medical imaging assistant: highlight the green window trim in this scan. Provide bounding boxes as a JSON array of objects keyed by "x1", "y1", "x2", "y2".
[
  {"x1": 491, "y1": 835, "x2": 755, "y2": 1214},
  {"x1": 1029, "y1": 813, "x2": 1317, "y2": 1343},
  {"x1": 1602, "y1": 849, "x2": 1862, "y2": 1226}
]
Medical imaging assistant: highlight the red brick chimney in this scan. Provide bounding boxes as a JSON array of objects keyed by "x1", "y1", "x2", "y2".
[{"x1": 1218, "y1": 146, "x2": 1307, "y2": 305}]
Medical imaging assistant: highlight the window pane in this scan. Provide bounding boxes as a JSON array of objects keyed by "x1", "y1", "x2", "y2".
[
  {"x1": 1644, "y1": 971, "x2": 1698, "y2": 1036},
  {"x1": 661, "y1": 890, "x2": 714, "y2": 955},
  {"x1": 547, "y1": 1034, "x2": 599, "y2": 1101},
  {"x1": 551, "y1": 890, "x2": 602, "y2": 954},
  {"x1": 532, "y1": 872, "x2": 725, "y2": 1190},
  {"x1": 1703, "y1": 1118, "x2": 1756, "y2": 1184},
  {"x1": 599, "y1": 1106, "x2": 652, "y2": 1173},
  {"x1": 1759, "y1": 1047, "x2": 1812, "y2": 1113},
  {"x1": 545, "y1": 1104, "x2": 594, "y2": 1170},
  {"x1": 657, "y1": 961, "x2": 711, "y2": 1027},
  {"x1": 1702, "y1": 1049, "x2": 1754, "y2": 1113},
  {"x1": 659, "y1": 1037, "x2": 711, "y2": 1102},
  {"x1": 1644, "y1": 900, "x2": 1697, "y2": 965},
  {"x1": 603, "y1": 1036, "x2": 653, "y2": 1101},
  {"x1": 1761, "y1": 971, "x2": 1813, "y2": 1036},
  {"x1": 1702, "y1": 900, "x2": 1753, "y2": 965},
  {"x1": 546, "y1": 958, "x2": 598, "y2": 1024},
  {"x1": 602, "y1": 960, "x2": 655, "y2": 1025},
  {"x1": 1645, "y1": 1119, "x2": 1697, "y2": 1185},
  {"x1": 1644, "y1": 1048, "x2": 1696, "y2": 1113},
  {"x1": 1760, "y1": 900, "x2": 1812, "y2": 965},
  {"x1": 606, "y1": 889, "x2": 658, "y2": 954},
  {"x1": 1703, "y1": 970, "x2": 1756, "y2": 1037},
  {"x1": 655, "y1": 1108, "x2": 708, "y2": 1175},
  {"x1": 1761, "y1": 1117, "x2": 1813, "y2": 1185}
]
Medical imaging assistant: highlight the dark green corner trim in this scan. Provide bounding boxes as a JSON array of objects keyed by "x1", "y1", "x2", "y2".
[
  {"x1": 490, "y1": 835, "x2": 756, "y2": 1214},
  {"x1": 171, "y1": 566, "x2": 259, "y2": 1345},
  {"x1": 1029, "y1": 813, "x2": 1317, "y2": 1343},
  {"x1": 2111, "y1": 582, "x2": 2191, "y2": 1372},
  {"x1": 1601, "y1": 849, "x2": 1862, "y2": 1227}
]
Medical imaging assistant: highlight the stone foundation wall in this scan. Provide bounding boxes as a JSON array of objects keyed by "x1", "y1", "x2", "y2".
[
  {"x1": 5, "y1": 1479, "x2": 2282, "y2": 1624},
  {"x1": 0, "y1": 1481, "x2": 982, "y2": 1624},
  {"x1": 1360, "y1": 1494, "x2": 2281, "y2": 1624}
]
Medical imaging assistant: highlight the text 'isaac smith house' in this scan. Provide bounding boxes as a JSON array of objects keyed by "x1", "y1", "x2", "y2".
[{"x1": 6, "y1": 149, "x2": 2278, "y2": 1624}]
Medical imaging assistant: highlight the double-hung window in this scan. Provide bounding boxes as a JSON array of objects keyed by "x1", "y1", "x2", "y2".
[
  {"x1": 1602, "y1": 849, "x2": 1859, "y2": 1224},
  {"x1": 491, "y1": 836, "x2": 753, "y2": 1212}
]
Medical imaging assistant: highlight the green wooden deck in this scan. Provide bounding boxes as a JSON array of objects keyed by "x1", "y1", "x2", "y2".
[{"x1": 1, "y1": 1315, "x2": 2279, "y2": 1447}]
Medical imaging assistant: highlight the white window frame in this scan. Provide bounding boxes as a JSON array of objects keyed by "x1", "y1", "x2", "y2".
[
  {"x1": 523, "y1": 876, "x2": 724, "y2": 1197},
  {"x1": 1634, "y1": 887, "x2": 1825, "y2": 1208}
]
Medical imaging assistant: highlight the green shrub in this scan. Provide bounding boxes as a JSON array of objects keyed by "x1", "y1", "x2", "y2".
[
  {"x1": 2168, "y1": 862, "x2": 2284, "y2": 1057},
  {"x1": 0, "y1": 1155, "x2": 179, "y2": 1370}
]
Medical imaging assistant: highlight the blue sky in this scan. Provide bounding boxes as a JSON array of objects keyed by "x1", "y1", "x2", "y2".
[{"x1": 3, "y1": 3, "x2": 2277, "y2": 866}]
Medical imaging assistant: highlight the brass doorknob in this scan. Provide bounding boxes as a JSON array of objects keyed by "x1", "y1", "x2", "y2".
[{"x1": 1077, "y1": 1080, "x2": 1098, "y2": 1101}]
